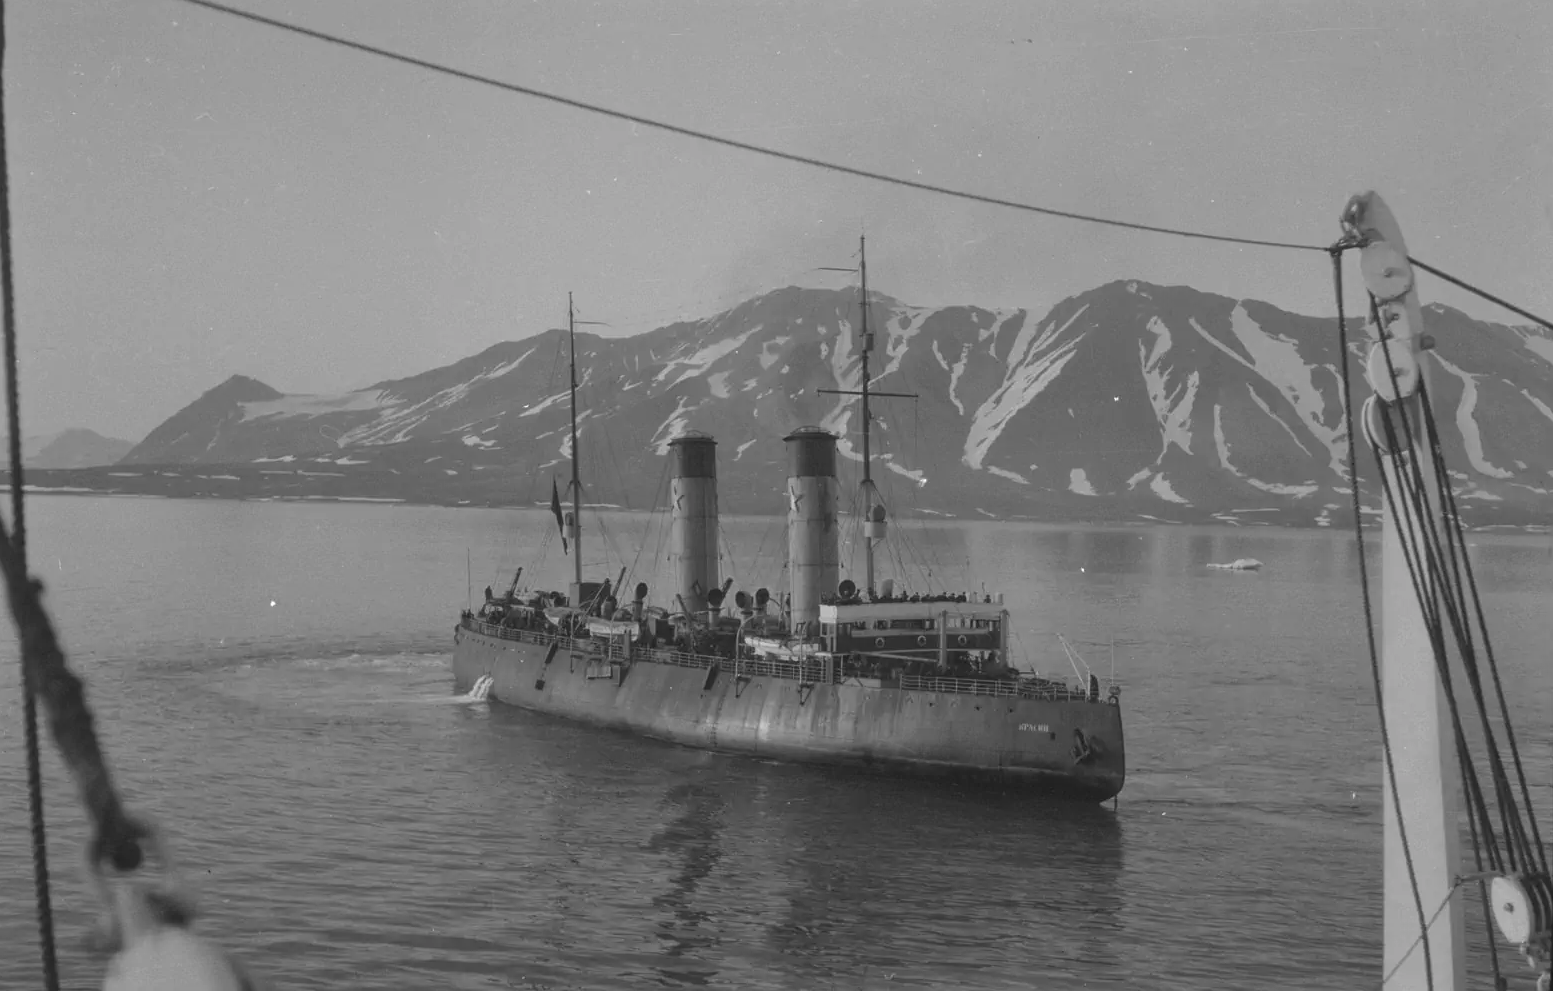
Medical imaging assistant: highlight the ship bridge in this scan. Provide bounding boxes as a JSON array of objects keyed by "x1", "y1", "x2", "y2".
[{"x1": 819, "y1": 599, "x2": 1009, "y2": 657}]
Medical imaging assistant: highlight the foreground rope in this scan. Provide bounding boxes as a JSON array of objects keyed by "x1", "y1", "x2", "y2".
[
  {"x1": 0, "y1": 0, "x2": 62, "y2": 984},
  {"x1": 0, "y1": 516, "x2": 150, "y2": 871}
]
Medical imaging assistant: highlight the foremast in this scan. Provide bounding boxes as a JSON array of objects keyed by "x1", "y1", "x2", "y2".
[
  {"x1": 559, "y1": 294, "x2": 609, "y2": 604},
  {"x1": 566, "y1": 293, "x2": 583, "y2": 593},
  {"x1": 1342, "y1": 193, "x2": 1466, "y2": 991},
  {"x1": 818, "y1": 235, "x2": 916, "y2": 596}
]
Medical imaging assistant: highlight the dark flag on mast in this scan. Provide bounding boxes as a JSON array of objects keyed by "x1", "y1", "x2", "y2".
[{"x1": 551, "y1": 478, "x2": 568, "y2": 554}]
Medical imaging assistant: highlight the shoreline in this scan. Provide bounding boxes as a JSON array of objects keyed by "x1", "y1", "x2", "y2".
[{"x1": 17, "y1": 483, "x2": 1553, "y2": 534}]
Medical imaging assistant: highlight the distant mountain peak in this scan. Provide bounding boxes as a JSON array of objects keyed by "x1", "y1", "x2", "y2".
[
  {"x1": 206, "y1": 374, "x2": 283, "y2": 401},
  {"x1": 19, "y1": 428, "x2": 135, "y2": 469}
]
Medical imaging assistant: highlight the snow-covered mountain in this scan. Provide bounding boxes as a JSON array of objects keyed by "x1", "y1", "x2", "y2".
[{"x1": 91, "y1": 280, "x2": 1553, "y2": 526}]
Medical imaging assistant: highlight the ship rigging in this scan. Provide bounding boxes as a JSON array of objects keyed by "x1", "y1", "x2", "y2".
[{"x1": 815, "y1": 234, "x2": 919, "y2": 599}]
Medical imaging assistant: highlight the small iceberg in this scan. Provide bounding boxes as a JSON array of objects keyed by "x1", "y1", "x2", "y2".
[{"x1": 1207, "y1": 558, "x2": 1263, "y2": 571}]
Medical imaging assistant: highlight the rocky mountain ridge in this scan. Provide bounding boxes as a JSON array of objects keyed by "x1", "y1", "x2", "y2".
[{"x1": 24, "y1": 279, "x2": 1553, "y2": 528}]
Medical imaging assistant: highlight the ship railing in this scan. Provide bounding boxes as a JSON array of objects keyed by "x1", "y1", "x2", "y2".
[
  {"x1": 462, "y1": 619, "x2": 837, "y2": 682},
  {"x1": 640, "y1": 648, "x2": 715, "y2": 671},
  {"x1": 637, "y1": 649, "x2": 837, "y2": 684},
  {"x1": 728, "y1": 655, "x2": 836, "y2": 683},
  {"x1": 898, "y1": 674, "x2": 1094, "y2": 702},
  {"x1": 463, "y1": 618, "x2": 581, "y2": 652}
]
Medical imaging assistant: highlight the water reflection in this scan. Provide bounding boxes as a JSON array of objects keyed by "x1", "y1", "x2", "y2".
[
  {"x1": 644, "y1": 781, "x2": 728, "y2": 986},
  {"x1": 756, "y1": 766, "x2": 1125, "y2": 988}
]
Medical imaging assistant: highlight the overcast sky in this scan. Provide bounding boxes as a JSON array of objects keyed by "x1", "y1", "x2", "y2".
[{"x1": 7, "y1": 0, "x2": 1551, "y2": 439}]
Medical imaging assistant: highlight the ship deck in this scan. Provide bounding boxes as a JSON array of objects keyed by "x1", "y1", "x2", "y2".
[{"x1": 460, "y1": 617, "x2": 1109, "y2": 702}]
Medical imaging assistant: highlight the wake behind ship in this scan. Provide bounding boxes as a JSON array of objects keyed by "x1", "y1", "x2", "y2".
[{"x1": 451, "y1": 272, "x2": 1125, "y2": 802}]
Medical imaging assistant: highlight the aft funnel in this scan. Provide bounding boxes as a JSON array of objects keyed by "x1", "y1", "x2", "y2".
[
  {"x1": 784, "y1": 426, "x2": 839, "y2": 632},
  {"x1": 669, "y1": 432, "x2": 719, "y2": 615}
]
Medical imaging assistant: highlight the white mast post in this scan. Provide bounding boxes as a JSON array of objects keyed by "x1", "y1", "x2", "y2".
[{"x1": 1342, "y1": 191, "x2": 1465, "y2": 991}]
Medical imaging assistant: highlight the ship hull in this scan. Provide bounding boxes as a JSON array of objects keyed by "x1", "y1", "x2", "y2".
[{"x1": 452, "y1": 626, "x2": 1126, "y2": 803}]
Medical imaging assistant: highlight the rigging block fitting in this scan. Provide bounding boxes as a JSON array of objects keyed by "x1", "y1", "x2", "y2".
[
  {"x1": 1365, "y1": 338, "x2": 1420, "y2": 402},
  {"x1": 1489, "y1": 872, "x2": 1553, "y2": 989},
  {"x1": 1357, "y1": 240, "x2": 1415, "y2": 304}
]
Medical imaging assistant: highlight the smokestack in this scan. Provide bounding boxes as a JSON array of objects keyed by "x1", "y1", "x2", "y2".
[
  {"x1": 669, "y1": 432, "x2": 719, "y2": 616},
  {"x1": 784, "y1": 426, "x2": 839, "y2": 633}
]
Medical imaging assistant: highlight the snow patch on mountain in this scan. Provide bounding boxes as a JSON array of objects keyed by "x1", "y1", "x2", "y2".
[
  {"x1": 707, "y1": 372, "x2": 731, "y2": 399},
  {"x1": 830, "y1": 321, "x2": 858, "y2": 378},
  {"x1": 962, "y1": 306, "x2": 1087, "y2": 470},
  {"x1": 1433, "y1": 355, "x2": 1513, "y2": 479},
  {"x1": 1520, "y1": 389, "x2": 1553, "y2": 425},
  {"x1": 335, "y1": 349, "x2": 544, "y2": 447},
  {"x1": 461, "y1": 434, "x2": 497, "y2": 449},
  {"x1": 986, "y1": 466, "x2": 1028, "y2": 485},
  {"x1": 1245, "y1": 478, "x2": 1320, "y2": 497},
  {"x1": 1139, "y1": 317, "x2": 1198, "y2": 458},
  {"x1": 931, "y1": 339, "x2": 951, "y2": 372},
  {"x1": 820, "y1": 406, "x2": 859, "y2": 463},
  {"x1": 240, "y1": 390, "x2": 385, "y2": 422},
  {"x1": 518, "y1": 391, "x2": 570, "y2": 418},
  {"x1": 1123, "y1": 465, "x2": 1190, "y2": 505},
  {"x1": 1228, "y1": 306, "x2": 1344, "y2": 471},
  {"x1": 1213, "y1": 402, "x2": 1318, "y2": 497},
  {"x1": 1515, "y1": 328, "x2": 1553, "y2": 368},
  {"x1": 652, "y1": 395, "x2": 698, "y2": 455},
  {"x1": 660, "y1": 326, "x2": 762, "y2": 387},
  {"x1": 1150, "y1": 473, "x2": 1189, "y2": 504},
  {"x1": 947, "y1": 343, "x2": 971, "y2": 416},
  {"x1": 344, "y1": 412, "x2": 425, "y2": 445},
  {"x1": 1002, "y1": 310, "x2": 1046, "y2": 372},
  {"x1": 733, "y1": 439, "x2": 757, "y2": 461},
  {"x1": 819, "y1": 322, "x2": 864, "y2": 455},
  {"x1": 875, "y1": 308, "x2": 933, "y2": 380},
  {"x1": 885, "y1": 459, "x2": 926, "y2": 485},
  {"x1": 1212, "y1": 405, "x2": 1240, "y2": 475},
  {"x1": 759, "y1": 336, "x2": 789, "y2": 370},
  {"x1": 1244, "y1": 383, "x2": 1315, "y2": 458},
  {"x1": 1189, "y1": 308, "x2": 1341, "y2": 472},
  {"x1": 1069, "y1": 468, "x2": 1097, "y2": 496},
  {"x1": 484, "y1": 348, "x2": 538, "y2": 379},
  {"x1": 976, "y1": 310, "x2": 1012, "y2": 361}
]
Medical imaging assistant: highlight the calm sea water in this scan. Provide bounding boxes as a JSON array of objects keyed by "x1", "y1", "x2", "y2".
[{"x1": 1, "y1": 495, "x2": 1549, "y2": 990}]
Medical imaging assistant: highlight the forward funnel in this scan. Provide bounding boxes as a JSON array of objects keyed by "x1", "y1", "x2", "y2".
[
  {"x1": 784, "y1": 426, "x2": 839, "y2": 633},
  {"x1": 668, "y1": 432, "x2": 719, "y2": 616}
]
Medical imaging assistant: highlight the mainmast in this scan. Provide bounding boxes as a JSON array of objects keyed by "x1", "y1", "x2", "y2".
[
  {"x1": 818, "y1": 235, "x2": 914, "y2": 597},
  {"x1": 857, "y1": 238, "x2": 879, "y2": 593},
  {"x1": 1342, "y1": 193, "x2": 1465, "y2": 991},
  {"x1": 566, "y1": 293, "x2": 583, "y2": 591}
]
